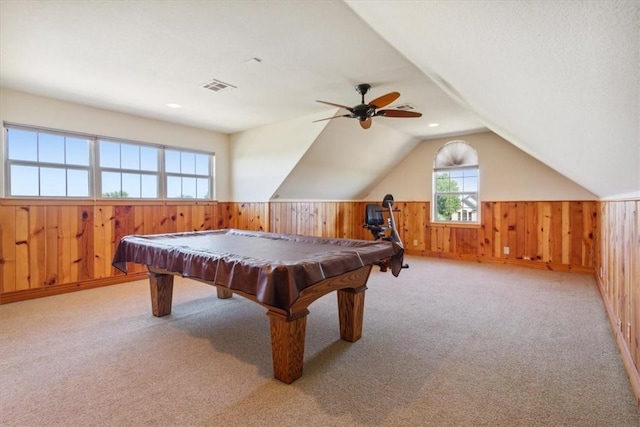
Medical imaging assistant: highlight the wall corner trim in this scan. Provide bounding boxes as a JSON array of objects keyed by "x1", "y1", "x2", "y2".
[{"x1": 595, "y1": 273, "x2": 640, "y2": 405}]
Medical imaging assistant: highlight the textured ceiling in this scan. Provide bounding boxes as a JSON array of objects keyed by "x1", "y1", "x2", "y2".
[
  {"x1": 346, "y1": 0, "x2": 640, "y2": 198},
  {"x1": 0, "y1": 0, "x2": 482, "y2": 139},
  {"x1": 1, "y1": 0, "x2": 638, "y2": 199}
]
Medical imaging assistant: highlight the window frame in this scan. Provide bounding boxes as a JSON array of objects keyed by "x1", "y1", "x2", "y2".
[
  {"x1": 164, "y1": 148, "x2": 214, "y2": 200},
  {"x1": 3, "y1": 123, "x2": 216, "y2": 200},
  {"x1": 97, "y1": 138, "x2": 162, "y2": 199},
  {"x1": 432, "y1": 141, "x2": 480, "y2": 225},
  {"x1": 4, "y1": 125, "x2": 93, "y2": 198}
]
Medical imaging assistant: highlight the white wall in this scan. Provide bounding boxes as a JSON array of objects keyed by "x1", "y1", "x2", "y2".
[
  {"x1": 0, "y1": 88, "x2": 230, "y2": 200},
  {"x1": 365, "y1": 131, "x2": 597, "y2": 202},
  {"x1": 273, "y1": 118, "x2": 420, "y2": 200},
  {"x1": 0, "y1": 89, "x2": 601, "y2": 204},
  {"x1": 229, "y1": 111, "x2": 330, "y2": 202}
]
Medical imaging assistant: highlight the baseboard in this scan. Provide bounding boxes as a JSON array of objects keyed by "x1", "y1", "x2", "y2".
[
  {"x1": 595, "y1": 274, "x2": 640, "y2": 405},
  {"x1": 0, "y1": 272, "x2": 148, "y2": 305},
  {"x1": 406, "y1": 249, "x2": 594, "y2": 274}
]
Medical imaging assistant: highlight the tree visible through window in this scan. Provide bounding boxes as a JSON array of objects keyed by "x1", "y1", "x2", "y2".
[
  {"x1": 99, "y1": 139, "x2": 159, "y2": 198},
  {"x1": 433, "y1": 140, "x2": 479, "y2": 223}
]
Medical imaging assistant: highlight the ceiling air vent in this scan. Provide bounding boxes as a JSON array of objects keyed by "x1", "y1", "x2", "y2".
[
  {"x1": 392, "y1": 103, "x2": 416, "y2": 111},
  {"x1": 203, "y1": 79, "x2": 236, "y2": 92}
]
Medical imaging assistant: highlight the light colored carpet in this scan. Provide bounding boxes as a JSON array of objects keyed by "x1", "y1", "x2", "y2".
[{"x1": 1, "y1": 256, "x2": 639, "y2": 426}]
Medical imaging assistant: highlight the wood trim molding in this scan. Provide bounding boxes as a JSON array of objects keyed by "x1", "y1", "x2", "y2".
[
  {"x1": 407, "y1": 249, "x2": 595, "y2": 274},
  {"x1": 595, "y1": 273, "x2": 640, "y2": 404},
  {"x1": 0, "y1": 272, "x2": 147, "y2": 304}
]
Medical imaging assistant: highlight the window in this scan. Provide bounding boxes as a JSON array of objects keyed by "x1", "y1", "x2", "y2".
[
  {"x1": 6, "y1": 127, "x2": 91, "y2": 197},
  {"x1": 4, "y1": 124, "x2": 215, "y2": 199},
  {"x1": 165, "y1": 149, "x2": 211, "y2": 199},
  {"x1": 98, "y1": 140, "x2": 159, "y2": 198},
  {"x1": 432, "y1": 140, "x2": 479, "y2": 223}
]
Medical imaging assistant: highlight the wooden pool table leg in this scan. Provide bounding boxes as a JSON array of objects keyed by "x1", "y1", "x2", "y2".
[
  {"x1": 337, "y1": 285, "x2": 366, "y2": 342},
  {"x1": 148, "y1": 271, "x2": 174, "y2": 317},
  {"x1": 216, "y1": 288, "x2": 233, "y2": 299},
  {"x1": 266, "y1": 309, "x2": 309, "y2": 384}
]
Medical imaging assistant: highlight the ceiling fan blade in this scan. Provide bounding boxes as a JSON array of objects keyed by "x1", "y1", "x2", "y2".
[
  {"x1": 312, "y1": 114, "x2": 350, "y2": 122},
  {"x1": 376, "y1": 109, "x2": 423, "y2": 118},
  {"x1": 316, "y1": 100, "x2": 354, "y2": 111},
  {"x1": 369, "y1": 92, "x2": 400, "y2": 109},
  {"x1": 359, "y1": 118, "x2": 372, "y2": 129}
]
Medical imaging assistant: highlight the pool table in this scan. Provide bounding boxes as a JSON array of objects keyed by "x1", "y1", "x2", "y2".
[{"x1": 112, "y1": 228, "x2": 403, "y2": 383}]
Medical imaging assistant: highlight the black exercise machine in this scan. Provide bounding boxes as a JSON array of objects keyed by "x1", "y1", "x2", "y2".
[{"x1": 364, "y1": 194, "x2": 408, "y2": 269}]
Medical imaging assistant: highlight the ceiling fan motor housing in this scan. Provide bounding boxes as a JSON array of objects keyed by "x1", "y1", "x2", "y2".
[{"x1": 353, "y1": 104, "x2": 375, "y2": 120}]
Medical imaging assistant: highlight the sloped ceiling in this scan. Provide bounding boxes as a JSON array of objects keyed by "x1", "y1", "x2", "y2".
[
  {"x1": 1, "y1": 1, "x2": 638, "y2": 199},
  {"x1": 273, "y1": 116, "x2": 420, "y2": 200},
  {"x1": 346, "y1": 0, "x2": 640, "y2": 199},
  {"x1": 0, "y1": 0, "x2": 481, "y2": 138}
]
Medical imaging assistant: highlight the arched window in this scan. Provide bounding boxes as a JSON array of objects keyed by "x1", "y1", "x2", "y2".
[{"x1": 433, "y1": 140, "x2": 479, "y2": 223}]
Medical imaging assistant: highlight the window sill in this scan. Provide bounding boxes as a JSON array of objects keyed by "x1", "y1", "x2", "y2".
[{"x1": 430, "y1": 221, "x2": 481, "y2": 229}]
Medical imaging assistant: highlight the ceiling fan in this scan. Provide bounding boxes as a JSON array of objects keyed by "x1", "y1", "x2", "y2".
[{"x1": 314, "y1": 83, "x2": 422, "y2": 129}]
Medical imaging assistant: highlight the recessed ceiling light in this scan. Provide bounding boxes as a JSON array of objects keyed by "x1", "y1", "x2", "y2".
[
  {"x1": 166, "y1": 103, "x2": 182, "y2": 108},
  {"x1": 428, "y1": 123, "x2": 439, "y2": 127}
]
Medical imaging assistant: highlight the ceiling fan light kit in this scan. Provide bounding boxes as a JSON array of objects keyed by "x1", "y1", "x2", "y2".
[{"x1": 314, "y1": 83, "x2": 422, "y2": 129}]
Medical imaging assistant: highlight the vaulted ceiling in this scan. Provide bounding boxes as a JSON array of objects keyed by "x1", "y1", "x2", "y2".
[{"x1": 1, "y1": 1, "x2": 638, "y2": 199}]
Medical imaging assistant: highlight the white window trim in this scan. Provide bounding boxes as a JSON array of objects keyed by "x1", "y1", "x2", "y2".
[
  {"x1": 432, "y1": 140, "x2": 480, "y2": 225},
  {"x1": 3, "y1": 123, "x2": 215, "y2": 200}
]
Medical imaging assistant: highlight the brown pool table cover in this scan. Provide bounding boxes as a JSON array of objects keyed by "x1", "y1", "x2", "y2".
[{"x1": 112, "y1": 229, "x2": 403, "y2": 310}]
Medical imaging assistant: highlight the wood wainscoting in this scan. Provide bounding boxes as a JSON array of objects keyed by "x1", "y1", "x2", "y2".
[
  {"x1": 270, "y1": 200, "x2": 598, "y2": 273},
  {"x1": 0, "y1": 200, "x2": 268, "y2": 302},
  {"x1": 269, "y1": 201, "x2": 371, "y2": 240},
  {"x1": 423, "y1": 201, "x2": 597, "y2": 272},
  {"x1": 596, "y1": 200, "x2": 640, "y2": 402},
  {"x1": 1, "y1": 199, "x2": 596, "y2": 300}
]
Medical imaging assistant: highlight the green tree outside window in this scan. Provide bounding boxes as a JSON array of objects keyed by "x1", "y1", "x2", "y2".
[{"x1": 435, "y1": 173, "x2": 462, "y2": 220}]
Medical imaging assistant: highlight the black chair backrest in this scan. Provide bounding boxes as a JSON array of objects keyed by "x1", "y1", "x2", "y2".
[{"x1": 365, "y1": 204, "x2": 384, "y2": 226}]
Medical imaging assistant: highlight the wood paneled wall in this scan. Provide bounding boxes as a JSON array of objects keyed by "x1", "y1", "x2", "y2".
[
  {"x1": 0, "y1": 200, "x2": 268, "y2": 300},
  {"x1": 596, "y1": 200, "x2": 640, "y2": 400},
  {"x1": 424, "y1": 201, "x2": 597, "y2": 271},
  {"x1": 0, "y1": 199, "x2": 596, "y2": 301},
  {"x1": 271, "y1": 200, "x2": 597, "y2": 272},
  {"x1": 269, "y1": 201, "x2": 370, "y2": 240}
]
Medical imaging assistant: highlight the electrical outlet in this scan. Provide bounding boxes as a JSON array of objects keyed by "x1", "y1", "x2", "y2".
[
  {"x1": 413, "y1": 239, "x2": 418, "y2": 246},
  {"x1": 503, "y1": 246, "x2": 510, "y2": 255}
]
